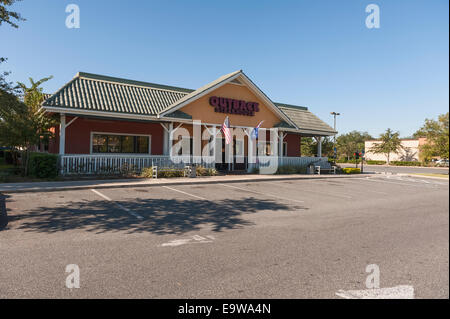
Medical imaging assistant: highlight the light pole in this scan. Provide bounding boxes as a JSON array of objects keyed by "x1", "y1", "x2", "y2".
[{"x1": 330, "y1": 112, "x2": 340, "y2": 161}]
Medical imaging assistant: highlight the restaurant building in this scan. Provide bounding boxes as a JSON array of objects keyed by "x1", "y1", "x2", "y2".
[{"x1": 41, "y1": 70, "x2": 336, "y2": 174}]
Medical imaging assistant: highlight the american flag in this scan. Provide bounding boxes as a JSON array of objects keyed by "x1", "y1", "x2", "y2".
[{"x1": 221, "y1": 116, "x2": 232, "y2": 145}]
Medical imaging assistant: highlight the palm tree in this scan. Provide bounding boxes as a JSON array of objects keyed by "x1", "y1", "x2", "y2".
[{"x1": 17, "y1": 76, "x2": 53, "y2": 111}]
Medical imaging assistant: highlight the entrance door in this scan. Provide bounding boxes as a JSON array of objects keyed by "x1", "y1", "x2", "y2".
[
  {"x1": 215, "y1": 137, "x2": 228, "y2": 171},
  {"x1": 233, "y1": 136, "x2": 246, "y2": 171},
  {"x1": 214, "y1": 136, "x2": 248, "y2": 172}
]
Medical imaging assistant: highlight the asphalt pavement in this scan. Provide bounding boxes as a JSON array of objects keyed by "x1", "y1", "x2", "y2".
[{"x1": 0, "y1": 175, "x2": 448, "y2": 298}]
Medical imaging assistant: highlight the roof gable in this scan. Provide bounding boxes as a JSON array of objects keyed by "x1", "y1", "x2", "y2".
[{"x1": 159, "y1": 71, "x2": 297, "y2": 128}]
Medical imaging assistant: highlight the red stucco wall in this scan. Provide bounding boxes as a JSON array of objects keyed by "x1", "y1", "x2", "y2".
[{"x1": 50, "y1": 117, "x2": 165, "y2": 155}]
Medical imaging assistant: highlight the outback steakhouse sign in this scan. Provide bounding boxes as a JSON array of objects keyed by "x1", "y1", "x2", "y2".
[{"x1": 209, "y1": 96, "x2": 260, "y2": 116}]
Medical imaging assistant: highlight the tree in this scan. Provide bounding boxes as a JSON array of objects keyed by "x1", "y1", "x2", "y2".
[
  {"x1": 0, "y1": 0, "x2": 25, "y2": 28},
  {"x1": 1, "y1": 0, "x2": 25, "y2": 84},
  {"x1": 17, "y1": 76, "x2": 54, "y2": 113},
  {"x1": 1, "y1": 1, "x2": 24, "y2": 92},
  {"x1": 0, "y1": 76, "x2": 57, "y2": 175},
  {"x1": 0, "y1": 58, "x2": 16, "y2": 92},
  {"x1": 300, "y1": 136, "x2": 334, "y2": 157},
  {"x1": 414, "y1": 113, "x2": 449, "y2": 161},
  {"x1": 336, "y1": 131, "x2": 373, "y2": 160},
  {"x1": 370, "y1": 128, "x2": 402, "y2": 165}
]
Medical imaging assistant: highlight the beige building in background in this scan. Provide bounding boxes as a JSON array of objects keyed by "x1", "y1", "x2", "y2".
[{"x1": 365, "y1": 138, "x2": 427, "y2": 162}]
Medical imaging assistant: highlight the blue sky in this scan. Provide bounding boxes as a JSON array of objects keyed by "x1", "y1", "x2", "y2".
[{"x1": 1, "y1": 0, "x2": 448, "y2": 137}]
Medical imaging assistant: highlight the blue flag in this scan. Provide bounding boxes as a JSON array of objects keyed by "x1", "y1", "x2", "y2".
[{"x1": 250, "y1": 121, "x2": 264, "y2": 139}]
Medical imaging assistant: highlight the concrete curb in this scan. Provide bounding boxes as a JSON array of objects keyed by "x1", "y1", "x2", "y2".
[
  {"x1": 397, "y1": 173, "x2": 449, "y2": 181},
  {"x1": 0, "y1": 174, "x2": 379, "y2": 194}
]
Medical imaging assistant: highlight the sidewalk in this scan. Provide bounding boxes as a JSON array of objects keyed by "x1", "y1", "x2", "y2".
[
  {"x1": 0, "y1": 173, "x2": 377, "y2": 194},
  {"x1": 341, "y1": 163, "x2": 449, "y2": 170}
]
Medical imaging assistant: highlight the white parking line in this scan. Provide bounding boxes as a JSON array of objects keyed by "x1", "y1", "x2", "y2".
[
  {"x1": 390, "y1": 176, "x2": 448, "y2": 186},
  {"x1": 90, "y1": 189, "x2": 143, "y2": 219},
  {"x1": 329, "y1": 179, "x2": 388, "y2": 195},
  {"x1": 162, "y1": 186, "x2": 207, "y2": 200},
  {"x1": 363, "y1": 177, "x2": 434, "y2": 188},
  {"x1": 161, "y1": 234, "x2": 215, "y2": 247},
  {"x1": 219, "y1": 183, "x2": 305, "y2": 203},
  {"x1": 268, "y1": 181, "x2": 354, "y2": 199}
]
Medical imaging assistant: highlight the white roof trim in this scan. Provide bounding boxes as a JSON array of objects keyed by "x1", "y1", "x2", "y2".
[
  {"x1": 42, "y1": 105, "x2": 195, "y2": 124},
  {"x1": 158, "y1": 71, "x2": 298, "y2": 129},
  {"x1": 158, "y1": 71, "x2": 242, "y2": 117},
  {"x1": 41, "y1": 106, "x2": 160, "y2": 122},
  {"x1": 237, "y1": 73, "x2": 298, "y2": 129}
]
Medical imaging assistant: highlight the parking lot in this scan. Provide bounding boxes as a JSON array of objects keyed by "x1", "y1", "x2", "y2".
[{"x1": 0, "y1": 175, "x2": 448, "y2": 298}]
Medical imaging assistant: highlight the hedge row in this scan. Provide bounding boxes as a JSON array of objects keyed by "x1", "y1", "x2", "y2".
[
  {"x1": 27, "y1": 153, "x2": 59, "y2": 178},
  {"x1": 342, "y1": 167, "x2": 361, "y2": 174},
  {"x1": 365, "y1": 160, "x2": 386, "y2": 165},
  {"x1": 1, "y1": 151, "x2": 58, "y2": 178},
  {"x1": 275, "y1": 165, "x2": 308, "y2": 175},
  {"x1": 140, "y1": 165, "x2": 218, "y2": 179},
  {"x1": 390, "y1": 161, "x2": 423, "y2": 166}
]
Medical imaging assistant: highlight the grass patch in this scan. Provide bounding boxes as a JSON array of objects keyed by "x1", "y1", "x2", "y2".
[{"x1": 0, "y1": 156, "x2": 14, "y2": 171}]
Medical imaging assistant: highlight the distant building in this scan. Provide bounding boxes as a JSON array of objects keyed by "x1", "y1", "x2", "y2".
[{"x1": 364, "y1": 138, "x2": 428, "y2": 162}]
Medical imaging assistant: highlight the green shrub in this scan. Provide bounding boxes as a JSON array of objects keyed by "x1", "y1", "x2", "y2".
[
  {"x1": 365, "y1": 160, "x2": 386, "y2": 165},
  {"x1": 158, "y1": 169, "x2": 185, "y2": 178},
  {"x1": 342, "y1": 167, "x2": 361, "y2": 174},
  {"x1": 27, "y1": 152, "x2": 58, "y2": 178},
  {"x1": 4, "y1": 150, "x2": 14, "y2": 165},
  {"x1": 276, "y1": 165, "x2": 307, "y2": 174},
  {"x1": 195, "y1": 165, "x2": 218, "y2": 176},
  {"x1": 140, "y1": 167, "x2": 154, "y2": 178},
  {"x1": 390, "y1": 161, "x2": 423, "y2": 166}
]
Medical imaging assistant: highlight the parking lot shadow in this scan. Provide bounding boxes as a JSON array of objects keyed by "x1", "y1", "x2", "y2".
[
  {"x1": 10, "y1": 197, "x2": 306, "y2": 235},
  {"x1": 0, "y1": 193, "x2": 9, "y2": 230}
]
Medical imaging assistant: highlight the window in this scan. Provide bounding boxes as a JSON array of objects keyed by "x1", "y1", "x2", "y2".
[
  {"x1": 283, "y1": 142, "x2": 288, "y2": 156},
  {"x1": 92, "y1": 133, "x2": 150, "y2": 154}
]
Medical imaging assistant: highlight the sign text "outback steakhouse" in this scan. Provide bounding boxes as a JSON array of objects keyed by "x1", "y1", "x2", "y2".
[{"x1": 209, "y1": 96, "x2": 260, "y2": 116}]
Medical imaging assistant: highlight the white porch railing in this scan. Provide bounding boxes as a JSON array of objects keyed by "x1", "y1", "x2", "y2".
[
  {"x1": 59, "y1": 154, "x2": 329, "y2": 175},
  {"x1": 279, "y1": 156, "x2": 329, "y2": 167},
  {"x1": 248, "y1": 156, "x2": 329, "y2": 171},
  {"x1": 59, "y1": 155, "x2": 215, "y2": 175}
]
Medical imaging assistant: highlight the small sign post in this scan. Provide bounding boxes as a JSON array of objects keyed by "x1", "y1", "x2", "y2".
[{"x1": 361, "y1": 149, "x2": 365, "y2": 173}]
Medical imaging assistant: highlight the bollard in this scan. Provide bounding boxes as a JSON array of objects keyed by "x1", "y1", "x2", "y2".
[{"x1": 190, "y1": 164, "x2": 197, "y2": 178}]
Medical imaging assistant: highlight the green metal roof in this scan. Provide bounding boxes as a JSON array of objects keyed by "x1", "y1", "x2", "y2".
[
  {"x1": 277, "y1": 105, "x2": 336, "y2": 135},
  {"x1": 274, "y1": 102, "x2": 308, "y2": 111},
  {"x1": 43, "y1": 72, "x2": 192, "y2": 116}
]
